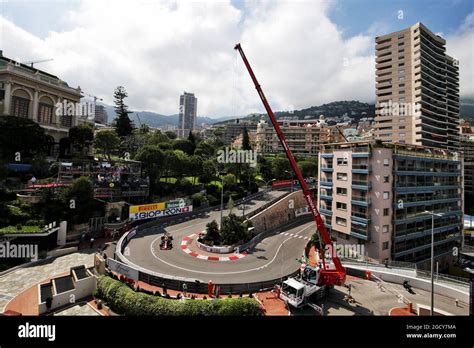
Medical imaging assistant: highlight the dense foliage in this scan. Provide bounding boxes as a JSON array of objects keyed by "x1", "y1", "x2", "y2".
[{"x1": 95, "y1": 276, "x2": 263, "y2": 316}]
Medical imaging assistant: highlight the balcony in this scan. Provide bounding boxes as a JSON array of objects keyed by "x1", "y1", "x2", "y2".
[
  {"x1": 351, "y1": 195, "x2": 370, "y2": 207},
  {"x1": 351, "y1": 163, "x2": 370, "y2": 174},
  {"x1": 352, "y1": 180, "x2": 371, "y2": 191},
  {"x1": 351, "y1": 211, "x2": 370, "y2": 223},
  {"x1": 320, "y1": 194, "x2": 333, "y2": 201},
  {"x1": 320, "y1": 208, "x2": 332, "y2": 216},
  {"x1": 320, "y1": 180, "x2": 333, "y2": 187},
  {"x1": 321, "y1": 166, "x2": 333, "y2": 173}
]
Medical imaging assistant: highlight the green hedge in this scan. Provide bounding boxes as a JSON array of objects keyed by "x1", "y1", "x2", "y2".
[{"x1": 96, "y1": 276, "x2": 263, "y2": 316}]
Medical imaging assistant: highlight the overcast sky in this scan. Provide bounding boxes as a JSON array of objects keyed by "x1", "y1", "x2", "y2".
[{"x1": 1, "y1": 0, "x2": 473, "y2": 117}]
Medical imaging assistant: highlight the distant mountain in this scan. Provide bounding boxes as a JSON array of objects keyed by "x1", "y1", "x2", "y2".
[
  {"x1": 460, "y1": 97, "x2": 474, "y2": 120},
  {"x1": 220, "y1": 100, "x2": 375, "y2": 124},
  {"x1": 102, "y1": 103, "x2": 234, "y2": 128},
  {"x1": 101, "y1": 96, "x2": 474, "y2": 128}
]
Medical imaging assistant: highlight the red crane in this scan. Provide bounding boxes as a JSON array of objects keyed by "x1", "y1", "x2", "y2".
[{"x1": 234, "y1": 43, "x2": 346, "y2": 287}]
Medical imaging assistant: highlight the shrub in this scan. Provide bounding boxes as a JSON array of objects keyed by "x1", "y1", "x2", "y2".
[{"x1": 95, "y1": 276, "x2": 263, "y2": 316}]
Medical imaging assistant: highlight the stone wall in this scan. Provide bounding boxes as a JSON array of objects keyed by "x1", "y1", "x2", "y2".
[{"x1": 249, "y1": 190, "x2": 309, "y2": 233}]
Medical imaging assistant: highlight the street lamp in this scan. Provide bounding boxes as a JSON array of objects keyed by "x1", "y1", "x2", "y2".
[
  {"x1": 257, "y1": 178, "x2": 275, "y2": 201},
  {"x1": 285, "y1": 170, "x2": 294, "y2": 192},
  {"x1": 424, "y1": 210, "x2": 444, "y2": 316}
]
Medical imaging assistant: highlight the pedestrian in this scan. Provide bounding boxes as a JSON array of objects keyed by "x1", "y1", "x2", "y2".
[
  {"x1": 162, "y1": 282, "x2": 167, "y2": 295},
  {"x1": 90, "y1": 237, "x2": 95, "y2": 249},
  {"x1": 182, "y1": 283, "x2": 187, "y2": 297}
]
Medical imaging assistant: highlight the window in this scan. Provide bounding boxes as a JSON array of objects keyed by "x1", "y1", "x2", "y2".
[
  {"x1": 337, "y1": 172, "x2": 348, "y2": 181},
  {"x1": 337, "y1": 187, "x2": 348, "y2": 196},
  {"x1": 336, "y1": 202, "x2": 347, "y2": 211},
  {"x1": 382, "y1": 225, "x2": 389, "y2": 233},
  {"x1": 12, "y1": 96, "x2": 29, "y2": 118},
  {"x1": 382, "y1": 241, "x2": 389, "y2": 250},
  {"x1": 383, "y1": 175, "x2": 389, "y2": 183},
  {"x1": 61, "y1": 115, "x2": 73, "y2": 128},
  {"x1": 337, "y1": 157, "x2": 348, "y2": 166},
  {"x1": 336, "y1": 217, "x2": 347, "y2": 227},
  {"x1": 383, "y1": 158, "x2": 390, "y2": 166},
  {"x1": 383, "y1": 191, "x2": 390, "y2": 199},
  {"x1": 38, "y1": 103, "x2": 53, "y2": 124},
  {"x1": 383, "y1": 208, "x2": 390, "y2": 216}
]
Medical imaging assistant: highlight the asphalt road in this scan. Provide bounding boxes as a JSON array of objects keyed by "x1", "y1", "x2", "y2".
[{"x1": 125, "y1": 190, "x2": 317, "y2": 284}]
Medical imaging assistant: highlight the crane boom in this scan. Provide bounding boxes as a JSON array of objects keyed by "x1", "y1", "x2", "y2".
[{"x1": 234, "y1": 43, "x2": 346, "y2": 286}]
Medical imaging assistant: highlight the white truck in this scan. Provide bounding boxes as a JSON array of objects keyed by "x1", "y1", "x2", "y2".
[{"x1": 279, "y1": 265, "x2": 330, "y2": 308}]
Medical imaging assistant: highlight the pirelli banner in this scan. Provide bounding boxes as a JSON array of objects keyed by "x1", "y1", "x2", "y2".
[{"x1": 129, "y1": 199, "x2": 193, "y2": 221}]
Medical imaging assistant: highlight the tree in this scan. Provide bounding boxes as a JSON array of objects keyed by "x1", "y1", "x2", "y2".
[
  {"x1": 63, "y1": 176, "x2": 104, "y2": 224},
  {"x1": 69, "y1": 124, "x2": 94, "y2": 155},
  {"x1": 242, "y1": 127, "x2": 252, "y2": 151},
  {"x1": 164, "y1": 131, "x2": 177, "y2": 140},
  {"x1": 138, "y1": 124, "x2": 150, "y2": 134},
  {"x1": 172, "y1": 139, "x2": 194, "y2": 156},
  {"x1": 135, "y1": 145, "x2": 166, "y2": 189},
  {"x1": 94, "y1": 130, "x2": 121, "y2": 160},
  {"x1": 220, "y1": 213, "x2": 251, "y2": 245},
  {"x1": 187, "y1": 131, "x2": 197, "y2": 154},
  {"x1": 198, "y1": 160, "x2": 217, "y2": 184},
  {"x1": 0, "y1": 116, "x2": 49, "y2": 161},
  {"x1": 298, "y1": 160, "x2": 318, "y2": 178},
  {"x1": 188, "y1": 155, "x2": 203, "y2": 184},
  {"x1": 271, "y1": 156, "x2": 292, "y2": 179},
  {"x1": 149, "y1": 131, "x2": 170, "y2": 145},
  {"x1": 257, "y1": 156, "x2": 273, "y2": 182},
  {"x1": 113, "y1": 86, "x2": 134, "y2": 137},
  {"x1": 194, "y1": 141, "x2": 216, "y2": 160},
  {"x1": 204, "y1": 220, "x2": 220, "y2": 245}
]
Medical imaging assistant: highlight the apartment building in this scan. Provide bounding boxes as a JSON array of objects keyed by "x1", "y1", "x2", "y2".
[
  {"x1": 256, "y1": 119, "x2": 345, "y2": 157},
  {"x1": 374, "y1": 22, "x2": 460, "y2": 151},
  {"x1": 178, "y1": 92, "x2": 197, "y2": 138},
  {"x1": 0, "y1": 51, "x2": 83, "y2": 154},
  {"x1": 94, "y1": 104, "x2": 108, "y2": 125},
  {"x1": 317, "y1": 141, "x2": 463, "y2": 267}
]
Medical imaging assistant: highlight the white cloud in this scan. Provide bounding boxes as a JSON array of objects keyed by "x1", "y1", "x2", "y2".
[
  {"x1": 446, "y1": 12, "x2": 474, "y2": 97},
  {"x1": 0, "y1": 1, "x2": 472, "y2": 117}
]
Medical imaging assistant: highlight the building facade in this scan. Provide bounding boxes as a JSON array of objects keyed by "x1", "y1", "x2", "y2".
[
  {"x1": 0, "y1": 51, "x2": 83, "y2": 153},
  {"x1": 94, "y1": 104, "x2": 108, "y2": 125},
  {"x1": 178, "y1": 92, "x2": 197, "y2": 138},
  {"x1": 317, "y1": 141, "x2": 463, "y2": 267},
  {"x1": 374, "y1": 22, "x2": 460, "y2": 151},
  {"x1": 256, "y1": 118, "x2": 346, "y2": 157}
]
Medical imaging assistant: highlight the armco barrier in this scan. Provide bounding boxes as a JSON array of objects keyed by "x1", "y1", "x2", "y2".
[
  {"x1": 115, "y1": 230, "x2": 299, "y2": 294},
  {"x1": 115, "y1": 192, "x2": 299, "y2": 294}
]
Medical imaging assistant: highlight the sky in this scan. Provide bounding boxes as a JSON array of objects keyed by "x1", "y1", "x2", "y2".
[{"x1": 0, "y1": 0, "x2": 473, "y2": 117}]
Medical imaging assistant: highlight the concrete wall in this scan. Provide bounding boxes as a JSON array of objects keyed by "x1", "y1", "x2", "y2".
[
  {"x1": 38, "y1": 269, "x2": 97, "y2": 315},
  {"x1": 346, "y1": 264, "x2": 469, "y2": 304}
]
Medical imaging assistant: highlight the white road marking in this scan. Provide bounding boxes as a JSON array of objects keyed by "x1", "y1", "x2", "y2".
[{"x1": 146, "y1": 223, "x2": 313, "y2": 275}]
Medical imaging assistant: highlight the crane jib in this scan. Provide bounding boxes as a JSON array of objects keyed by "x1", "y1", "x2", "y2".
[{"x1": 234, "y1": 43, "x2": 346, "y2": 286}]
